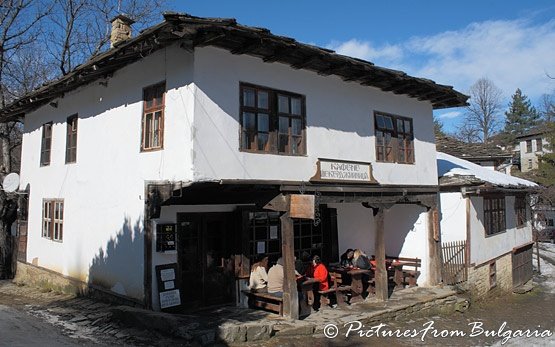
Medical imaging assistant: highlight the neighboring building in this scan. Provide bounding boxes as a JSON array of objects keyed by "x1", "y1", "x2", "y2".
[
  {"x1": 437, "y1": 152, "x2": 537, "y2": 299},
  {"x1": 516, "y1": 126, "x2": 552, "y2": 172},
  {"x1": 436, "y1": 136, "x2": 513, "y2": 174},
  {"x1": 1, "y1": 13, "x2": 468, "y2": 316}
]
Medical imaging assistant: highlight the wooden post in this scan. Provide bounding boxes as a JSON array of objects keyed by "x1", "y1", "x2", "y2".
[
  {"x1": 536, "y1": 240, "x2": 541, "y2": 275},
  {"x1": 280, "y1": 212, "x2": 299, "y2": 319},
  {"x1": 373, "y1": 208, "x2": 388, "y2": 301},
  {"x1": 427, "y1": 203, "x2": 442, "y2": 285}
]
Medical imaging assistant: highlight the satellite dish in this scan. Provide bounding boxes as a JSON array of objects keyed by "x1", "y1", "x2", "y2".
[{"x1": 3, "y1": 173, "x2": 20, "y2": 193}]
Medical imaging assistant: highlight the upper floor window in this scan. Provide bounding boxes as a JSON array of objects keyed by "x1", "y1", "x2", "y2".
[
  {"x1": 240, "y1": 83, "x2": 306, "y2": 156},
  {"x1": 484, "y1": 196, "x2": 506, "y2": 236},
  {"x1": 374, "y1": 112, "x2": 414, "y2": 164},
  {"x1": 40, "y1": 122, "x2": 53, "y2": 166},
  {"x1": 42, "y1": 199, "x2": 64, "y2": 242},
  {"x1": 66, "y1": 115, "x2": 78, "y2": 163},
  {"x1": 141, "y1": 82, "x2": 165, "y2": 151},
  {"x1": 536, "y1": 138, "x2": 543, "y2": 152},
  {"x1": 548, "y1": 219, "x2": 554, "y2": 227},
  {"x1": 515, "y1": 196, "x2": 527, "y2": 228},
  {"x1": 526, "y1": 140, "x2": 532, "y2": 153}
]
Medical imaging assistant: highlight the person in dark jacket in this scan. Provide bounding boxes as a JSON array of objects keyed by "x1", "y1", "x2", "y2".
[{"x1": 340, "y1": 248, "x2": 354, "y2": 267}]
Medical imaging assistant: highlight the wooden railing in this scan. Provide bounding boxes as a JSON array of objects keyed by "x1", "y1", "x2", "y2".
[{"x1": 441, "y1": 240, "x2": 467, "y2": 285}]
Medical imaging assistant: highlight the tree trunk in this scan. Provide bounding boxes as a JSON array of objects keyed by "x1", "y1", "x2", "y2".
[{"x1": 0, "y1": 190, "x2": 12, "y2": 279}]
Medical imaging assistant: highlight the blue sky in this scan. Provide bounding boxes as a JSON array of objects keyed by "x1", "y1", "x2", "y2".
[{"x1": 168, "y1": 1, "x2": 555, "y2": 132}]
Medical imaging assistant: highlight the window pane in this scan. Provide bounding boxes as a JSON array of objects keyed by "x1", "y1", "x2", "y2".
[
  {"x1": 279, "y1": 134, "x2": 288, "y2": 153},
  {"x1": 243, "y1": 89, "x2": 255, "y2": 107},
  {"x1": 376, "y1": 115, "x2": 385, "y2": 129},
  {"x1": 291, "y1": 97, "x2": 302, "y2": 115},
  {"x1": 278, "y1": 95, "x2": 289, "y2": 113},
  {"x1": 258, "y1": 113, "x2": 269, "y2": 132},
  {"x1": 279, "y1": 116, "x2": 289, "y2": 134},
  {"x1": 243, "y1": 112, "x2": 255, "y2": 130},
  {"x1": 258, "y1": 133, "x2": 269, "y2": 150},
  {"x1": 404, "y1": 120, "x2": 411, "y2": 133},
  {"x1": 292, "y1": 118, "x2": 302, "y2": 136},
  {"x1": 144, "y1": 113, "x2": 152, "y2": 147},
  {"x1": 153, "y1": 111, "x2": 162, "y2": 147},
  {"x1": 242, "y1": 131, "x2": 255, "y2": 150},
  {"x1": 292, "y1": 136, "x2": 302, "y2": 154},
  {"x1": 376, "y1": 131, "x2": 384, "y2": 145},
  {"x1": 397, "y1": 119, "x2": 404, "y2": 132},
  {"x1": 385, "y1": 116, "x2": 394, "y2": 130},
  {"x1": 257, "y1": 91, "x2": 269, "y2": 109}
]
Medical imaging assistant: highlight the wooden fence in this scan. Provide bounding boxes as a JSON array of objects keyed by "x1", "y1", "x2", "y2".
[{"x1": 441, "y1": 240, "x2": 467, "y2": 285}]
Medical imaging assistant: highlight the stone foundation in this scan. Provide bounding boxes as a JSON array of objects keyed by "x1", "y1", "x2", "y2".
[
  {"x1": 14, "y1": 261, "x2": 144, "y2": 307},
  {"x1": 466, "y1": 252, "x2": 513, "y2": 301}
]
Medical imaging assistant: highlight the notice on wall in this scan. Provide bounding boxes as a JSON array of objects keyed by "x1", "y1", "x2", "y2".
[
  {"x1": 311, "y1": 159, "x2": 377, "y2": 184},
  {"x1": 159, "y1": 289, "x2": 181, "y2": 309},
  {"x1": 257, "y1": 241, "x2": 265, "y2": 254},
  {"x1": 270, "y1": 226, "x2": 278, "y2": 239},
  {"x1": 155, "y1": 263, "x2": 181, "y2": 311}
]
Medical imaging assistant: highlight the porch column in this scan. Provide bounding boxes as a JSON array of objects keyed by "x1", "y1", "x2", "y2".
[
  {"x1": 280, "y1": 212, "x2": 299, "y2": 319},
  {"x1": 427, "y1": 203, "x2": 442, "y2": 285},
  {"x1": 373, "y1": 208, "x2": 388, "y2": 301}
]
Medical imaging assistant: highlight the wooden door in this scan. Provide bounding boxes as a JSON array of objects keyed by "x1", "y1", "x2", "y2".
[
  {"x1": 513, "y1": 244, "x2": 533, "y2": 287},
  {"x1": 176, "y1": 213, "x2": 235, "y2": 307}
]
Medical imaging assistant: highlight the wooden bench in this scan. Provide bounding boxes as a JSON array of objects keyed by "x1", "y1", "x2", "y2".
[
  {"x1": 318, "y1": 271, "x2": 352, "y2": 307},
  {"x1": 241, "y1": 290, "x2": 283, "y2": 315},
  {"x1": 389, "y1": 257, "x2": 421, "y2": 287}
]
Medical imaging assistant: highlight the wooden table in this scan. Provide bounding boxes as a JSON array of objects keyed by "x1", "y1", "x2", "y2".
[
  {"x1": 330, "y1": 267, "x2": 373, "y2": 303},
  {"x1": 298, "y1": 277, "x2": 319, "y2": 316}
]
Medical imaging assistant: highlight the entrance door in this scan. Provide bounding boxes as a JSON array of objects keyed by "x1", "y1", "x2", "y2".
[
  {"x1": 176, "y1": 213, "x2": 235, "y2": 307},
  {"x1": 512, "y1": 243, "x2": 533, "y2": 287}
]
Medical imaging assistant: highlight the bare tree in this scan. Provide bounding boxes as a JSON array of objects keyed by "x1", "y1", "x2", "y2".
[
  {"x1": 539, "y1": 93, "x2": 555, "y2": 123},
  {"x1": 0, "y1": 0, "x2": 51, "y2": 279},
  {"x1": 464, "y1": 78, "x2": 503, "y2": 143},
  {"x1": 452, "y1": 121, "x2": 481, "y2": 143},
  {"x1": 47, "y1": 0, "x2": 165, "y2": 75}
]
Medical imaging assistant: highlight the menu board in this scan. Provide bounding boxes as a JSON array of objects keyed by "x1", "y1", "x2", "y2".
[
  {"x1": 156, "y1": 224, "x2": 176, "y2": 252},
  {"x1": 155, "y1": 263, "x2": 181, "y2": 311}
]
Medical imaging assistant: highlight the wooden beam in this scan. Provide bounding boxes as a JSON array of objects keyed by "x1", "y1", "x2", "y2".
[
  {"x1": 373, "y1": 208, "x2": 388, "y2": 301},
  {"x1": 280, "y1": 212, "x2": 299, "y2": 319},
  {"x1": 263, "y1": 193, "x2": 289, "y2": 212},
  {"x1": 427, "y1": 201, "x2": 442, "y2": 285}
]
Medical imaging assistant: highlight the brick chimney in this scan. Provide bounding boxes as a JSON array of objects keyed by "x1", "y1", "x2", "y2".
[{"x1": 110, "y1": 14, "x2": 135, "y2": 48}]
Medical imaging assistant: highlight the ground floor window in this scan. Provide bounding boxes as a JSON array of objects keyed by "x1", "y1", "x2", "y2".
[
  {"x1": 484, "y1": 196, "x2": 505, "y2": 236},
  {"x1": 42, "y1": 199, "x2": 64, "y2": 242}
]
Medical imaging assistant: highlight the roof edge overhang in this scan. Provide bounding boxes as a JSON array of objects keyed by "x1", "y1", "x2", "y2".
[{"x1": 0, "y1": 12, "x2": 468, "y2": 121}]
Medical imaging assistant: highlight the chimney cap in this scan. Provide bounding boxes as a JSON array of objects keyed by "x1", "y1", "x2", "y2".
[{"x1": 110, "y1": 14, "x2": 135, "y2": 25}]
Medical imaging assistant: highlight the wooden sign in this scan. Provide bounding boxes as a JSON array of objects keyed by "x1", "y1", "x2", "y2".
[
  {"x1": 290, "y1": 194, "x2": 315, "y2": 219},
  {"x1": 311, "y1": 159, "x2": 377, "y2": 184},
  {"x1": 155, "y1": 263, "x2": 181, "y2": 311}
]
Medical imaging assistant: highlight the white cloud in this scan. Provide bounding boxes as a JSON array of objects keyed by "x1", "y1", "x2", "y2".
[
  {"x1": 327, "y1": 18, "x2": 555, "y2": 104},
  {"x1": 437, "y1": 111, "x2": 462, "y2": 119}
]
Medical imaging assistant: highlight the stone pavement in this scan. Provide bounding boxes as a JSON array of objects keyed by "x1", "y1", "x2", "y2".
[{"x1": 0, "y1": 280, "x2": 469, "y2": 346}]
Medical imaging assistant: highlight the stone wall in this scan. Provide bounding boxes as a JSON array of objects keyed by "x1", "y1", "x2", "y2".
[{"x1": 466, "y1": 252, "x2": 513, "y2": 300}]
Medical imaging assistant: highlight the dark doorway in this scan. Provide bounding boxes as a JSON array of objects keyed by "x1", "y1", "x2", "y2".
[{"x1": 176, "y1": 213, "x2": 235, "y2": 307}]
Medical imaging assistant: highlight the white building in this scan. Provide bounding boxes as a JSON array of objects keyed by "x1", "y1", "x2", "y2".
[
  {"x1": 438, "y1": 152, "x2": 537, "y2": 299},
  {"x1": 1, "y1": 13, "x2": 468, "y2": 317},
  {"x1": 516, "y1": 126, "x2": 552, "y2": 172}
]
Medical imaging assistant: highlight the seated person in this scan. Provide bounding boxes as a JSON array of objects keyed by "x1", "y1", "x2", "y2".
[
  {"x1": 267, "y1": 257, "x2": 301, "y2": 297},
  {"x1": 353, "y1": 249, "x2": 371, "y2": 270},
  {"x1": 306, "y1": 255, "x2": 329, "y2": 292},
  {"x1": 295, "y1": 251, "x2": 311, "y2": 275},
  {"x1": 248, "y1": 255, "x2": 269, "y2": 292},
  {"x1": 340, "y1": 249, "x2": 355, "y2": 267}
]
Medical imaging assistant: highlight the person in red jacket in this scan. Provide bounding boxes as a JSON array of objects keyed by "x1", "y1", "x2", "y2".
[{"x1": 306, "y1": 255, "x2": 329, "y2": 291}]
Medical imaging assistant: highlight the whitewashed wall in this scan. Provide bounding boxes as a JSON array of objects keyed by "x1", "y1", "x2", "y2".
[
  {"x1": 330, "y1": 203, "x2": 430, "y2": 285},
  {"x1": 439, "y1": 192, "x2": 467, "y2": 243},
  {"x1": 19, "y1": 45, "x2": 195, "y2": 301},
  {"x1": 468, "y1": 196, "x2": 532, "y2": 265},
  {"x1": 192, "y1": 46, "x2": 438, "y2": 186}
]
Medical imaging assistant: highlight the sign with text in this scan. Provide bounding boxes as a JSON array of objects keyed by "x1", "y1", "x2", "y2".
[
  {"x1": 155, "y1": 263, "x2": 181, "y2": 311},
  {"x1": 311, "y1": 159, "x2": 377, "y2": 184}
]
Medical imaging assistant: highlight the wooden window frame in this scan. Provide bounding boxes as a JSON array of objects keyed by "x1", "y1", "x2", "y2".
[
  {"x1": 239, "y1": 83, "x2": 306, "y2": 156},
  {"x1": 42, "y1": 199, "x2": 64, "y2": 242},
  {"x1": 515, "y1": 195, "x2": 527, "y2": 228},
  {"x1": 141, "y1": 82, "x2": 165, "y2": 152},
  {"x1": 374, "y1": 111, "x2": 414, "y2": 164},
  {"x1": 483, "y1": 196, "x2": 506, "y2": 236},
  {"x1": 65, "y1": 114, "x2": 78, "y2": 163},
  {"x1": 40, "y1": 122, "x2": 53, "y2": 166},
  {"x1": 536, "y1": 138, "x2": 543, "y2": 152},
  {"x1": 526, "y1": 139, "x2": 532, "y2": 153},
  {"x1": 489, "y1": 261, "x2": 496, "y2": 289}
]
